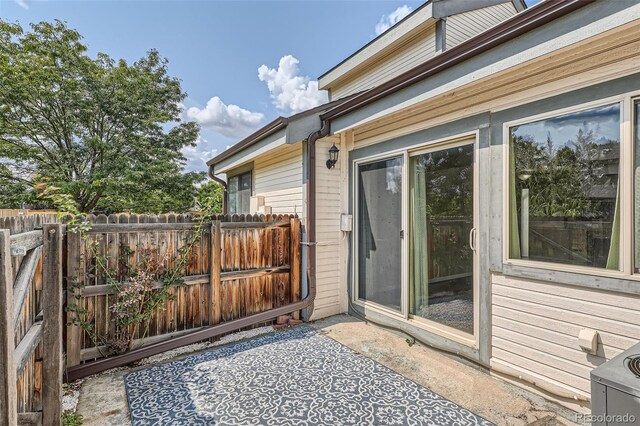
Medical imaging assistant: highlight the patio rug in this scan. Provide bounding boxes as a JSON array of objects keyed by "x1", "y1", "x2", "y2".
[{"x1": 125, "y1": 326, "x2": 493, "y2": 425}]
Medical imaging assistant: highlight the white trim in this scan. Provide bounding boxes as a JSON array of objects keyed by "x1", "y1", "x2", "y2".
[
  {"x1": 215, "y1": 135, "x2": 287, "y2": 174},
  {"x1": 502, "y1": 95, "x2": 627, "y2": 277},
  {"x1": 634, "y1": 97, "x2": 640, "y2": 276},
  {"x1": 319, "y1": 3, "x2": 435, "y2": 90},
  {"x1": 402, "y1": 150, "x2": 410, "y2": 320}
]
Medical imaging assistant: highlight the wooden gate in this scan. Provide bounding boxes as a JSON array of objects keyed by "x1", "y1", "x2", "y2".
[
  {"x1": 64, "y1": 214, "x2": 301, "y2": 373},
  {"x1": 0, "y1": 217, "x2": 64, "y2": 426}
]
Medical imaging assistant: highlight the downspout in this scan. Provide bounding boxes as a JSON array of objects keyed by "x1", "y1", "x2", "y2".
[
  {"x1": 303, "y1": 119, "x2": 331, "y2": 318},
  {"x1": 208, "y1": 164, "x2": 228, "y2": 215}
]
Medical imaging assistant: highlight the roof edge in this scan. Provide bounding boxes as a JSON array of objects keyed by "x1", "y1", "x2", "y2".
[
  {"x1": 318, "y1": 1, "x2": 434, "y2": 82},
  {"x1": 207, "y1": 94, "x2": 362, "y2": 168},
  {"x1": 207, "y1": 117, "x2": 287, "y2": 167},
  {"x1": 320, "y1": 0, "x2": 592, "y2": 122}
]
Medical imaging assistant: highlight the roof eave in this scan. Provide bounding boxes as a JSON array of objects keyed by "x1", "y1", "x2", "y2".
[
  {"x1": 320, "y1": 0, "x2": 592, "y2": 122},
  {"x1": 206, "y1": 117, "x2": 288, "y2": 167}
]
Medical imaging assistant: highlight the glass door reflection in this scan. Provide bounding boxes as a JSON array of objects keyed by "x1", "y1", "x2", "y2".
[
  {"x1": 357, "y1": 156, "x2": 403, "y2": 312},
  {"x1": 410, "y1": 143, "x2": 475, "y2": 334}
]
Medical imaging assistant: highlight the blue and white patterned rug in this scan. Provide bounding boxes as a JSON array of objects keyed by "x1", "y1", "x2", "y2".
[{"x1": 125, "y1": 326, "x2": 493, "y2": 425}]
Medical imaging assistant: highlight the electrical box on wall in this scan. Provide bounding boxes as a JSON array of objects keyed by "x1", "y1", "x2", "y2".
[{"x1": 340, "y1": 214, "x2": 353, "y2": 232}]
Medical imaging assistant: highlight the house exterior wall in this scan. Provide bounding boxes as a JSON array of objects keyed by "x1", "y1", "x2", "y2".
[
  {"x1": 310, "y1": 136, "x2": 345, "y2": 320},
  {"x1": 327, "y1": 2, "x2": 519, "y2": 102},
  {"x1": 342, "y1": 71, "x2": 640, "y2": 414},
  {"x1": 334, "y1": 6, "x2": 640, "y2": 412},
  {"x1": 490, "y1": 273, "x2": 640, "y2": 403},
  {"x1": 251, "y1": 143, "x2": 304, "y2": 217},
  {"x1": 445, "y1": 2, "x2": 518, "y2": 50},
  {"x1": 213, "y1": 0, "x2": 640, "y2": 414},
  {"x1": 330, "y1": 28, "x2": 437, "y2": 101}
]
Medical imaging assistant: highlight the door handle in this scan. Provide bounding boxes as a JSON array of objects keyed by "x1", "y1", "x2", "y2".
[
  {"x1": 469, "y1": 227, "x2": 477, "y2": 251},
  {"x1": 400, "y1": 230, "x2": 404, "y2": 239}
]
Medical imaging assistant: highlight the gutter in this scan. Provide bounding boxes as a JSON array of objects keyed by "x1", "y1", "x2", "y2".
[
  {"x1": 207, "y1": 117, "x2": 288, "y2": 166},
  {"x1": 320, "y1": 0, "x2": 593, "y2": 122}
]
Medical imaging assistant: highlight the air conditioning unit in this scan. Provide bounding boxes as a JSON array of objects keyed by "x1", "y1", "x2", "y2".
[{"x1": 590, "y1": 342, "x2": 640, "y2": 425}]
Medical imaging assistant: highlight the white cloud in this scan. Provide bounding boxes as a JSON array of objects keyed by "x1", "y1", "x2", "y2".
[
  {"x1": 258, "y1": 55, "x2": 328, "y2": 115},
  {"x1": 182, "y1": 135, "x2": 218, "y2": 172},
  {"x1": 14, "y1": 0, "x2": 30, "y2": 9},
  {"x1": 186, "y1": 97, "x2": 263, "y2": 139},
  {"x1": 375, "y1": 5, "x2": 413, "y2": 36}
]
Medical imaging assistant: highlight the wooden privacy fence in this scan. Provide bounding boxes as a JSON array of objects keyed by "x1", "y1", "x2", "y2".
[
  {"x1": 65, "y1": 213, "x2": 301, "y2": 376},
  {"x1": 1, "y1": 216, "x2": 64, "y2": 426}
]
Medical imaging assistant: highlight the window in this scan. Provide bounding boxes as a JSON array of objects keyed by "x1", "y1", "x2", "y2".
[
  {"x1": 635, "y1": 100, "x2": 640, "y2": 273},
  {"x1": 228, "y1": 171, "x2": 251, "y2": 214},
  {"x1": 410, "y1": 142, "x2": 475, "y2": 334},
  {"x1": 509, "y1": 103, "x2": 621, "y2": 270},
  {"x1": 357, "y1": 157, "x2": 403, "y2": 311}
]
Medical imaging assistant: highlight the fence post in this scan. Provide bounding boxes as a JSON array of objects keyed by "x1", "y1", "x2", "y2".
[
  {"x1": 42, "y1": 224, "x2": 63, "y2": 426},
  {"x1": 0, "y1": 229, "x2": 17, "y2": 426},
  {"x1": 209, "y1": 221, "x2": 222, "y2": 325},
  {"x1": 290, "y1": 218, "x2": 301, "y2": 320},
  {"x1": 65, "y1": 230, "x2": 82, "y2": 367}
]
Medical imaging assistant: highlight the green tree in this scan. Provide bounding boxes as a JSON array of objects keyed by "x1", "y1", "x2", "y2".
[
  {"x1": 194, "y1": 180, "x2": 224, "y2": 214},
  {"x1": 513, "y1": 133, "x2": 592, "y2": 218},
  {"x1": 0, "y1": 19, "x2": 204, "y2": 213}
]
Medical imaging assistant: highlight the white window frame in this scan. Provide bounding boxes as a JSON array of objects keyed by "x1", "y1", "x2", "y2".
[{"x1": 502, "y1": 93, "x2": 638, "y2": 280}]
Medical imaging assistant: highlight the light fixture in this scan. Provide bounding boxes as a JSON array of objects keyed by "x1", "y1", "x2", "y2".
[{"x1": 326, "y1": 143, "x2": 339, "y2": 169}]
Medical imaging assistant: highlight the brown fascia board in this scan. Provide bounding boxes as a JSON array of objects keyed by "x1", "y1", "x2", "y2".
[
  {"x1": 207, "y1": 94, "x2": 362, "y2": 168},
  {"x1": 320, "y1": 0, "x2": 593, "y2": 122}
]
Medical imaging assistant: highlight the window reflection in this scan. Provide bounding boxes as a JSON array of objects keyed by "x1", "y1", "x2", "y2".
[
  {"x1": 510, "y1": 104, "x2": 620, "y2": 269},
  {"x1": 358, "y1": 157, "x2": 403, "y2": 311},
  {"x1": 410, "y1": 144, "x2": 474, "y2": 334}
]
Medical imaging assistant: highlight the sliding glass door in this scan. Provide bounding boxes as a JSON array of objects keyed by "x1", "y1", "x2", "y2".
[
  {"x1": 354, "y1": 138, "x2": 478, "y2": 341},
  {"x1": 410, "y1": 142, "x2": 476, "y2": 335},
  {"x1": 356, "y1": 156, "x2": 404, "y2": 312}
]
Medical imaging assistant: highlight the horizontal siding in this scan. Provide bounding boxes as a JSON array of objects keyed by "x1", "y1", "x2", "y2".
[
  {"x1": 310, "y1": 138, "x2": 344, "y2": 320},
  {"x1": 252, "y1": 144, "x2": 303, "y2": 217},
  {"x1": 332, "y1": 29, "x2": 437, "y2": 100},
  {"x1": 490, "y1": 273, "x2": 640, "y2": 402},
  {"x1": 446, "y1": 3, "x2": 517, "y2": 50}
]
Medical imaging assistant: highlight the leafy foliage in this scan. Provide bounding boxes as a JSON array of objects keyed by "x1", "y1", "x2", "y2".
[
  {"x1": 0, "y1": 19, "x2": 205, "y2": 213},
  {"x1": 195, "y1": 180, "x2": 224, "y2": 214},
  {"x1": 62, "y1": 412, "x2": 84, "y2": 426},
  {"x1": 66, "y1": 197, "x2": 220, "y2": 357},
  {"x1": 512, "y1": 127, "x2": 617, "y2": 219}
]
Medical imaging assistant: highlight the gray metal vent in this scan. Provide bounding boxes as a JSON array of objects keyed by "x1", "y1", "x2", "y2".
[{"x1": 625, "y1": 355, "x2": 640, "y2": 378}]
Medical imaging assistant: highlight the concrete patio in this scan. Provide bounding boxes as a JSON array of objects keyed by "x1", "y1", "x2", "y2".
[{"x1": 75, "y1": 315, "x2": 579, "y2": 425}]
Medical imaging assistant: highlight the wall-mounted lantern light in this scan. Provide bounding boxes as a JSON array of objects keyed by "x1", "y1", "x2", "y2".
[{"x1": 326, "y1": 143, "x2": 339, "y2": 169}]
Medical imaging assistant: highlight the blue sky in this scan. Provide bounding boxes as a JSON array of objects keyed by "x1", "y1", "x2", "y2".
[{"x1": 1, "y1": 0, "x2": 540, "y2": 172}]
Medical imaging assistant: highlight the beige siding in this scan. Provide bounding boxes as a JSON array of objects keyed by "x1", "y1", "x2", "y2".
[
  {"x1": 490, "y1": 273, "x2": 640, "y2": 411},
  {"x1": 446, "y1": 3, "x2": 517, "y2": 50},
  {"x1": 252, "y1": 144, "x2": 304, "y2": 217},
  {"x1": 310, "y1": 137, "x2": 344, "y2": 320},
  {"x1": 331, "y1": 29, "x2": 437, "y2": 100}
]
